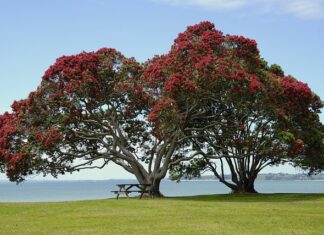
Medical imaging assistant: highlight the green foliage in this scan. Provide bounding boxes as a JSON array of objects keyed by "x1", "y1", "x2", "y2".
[
  {"x1": 170, "y1": 157, "x2": 207, "y2": 181},
  {"x1": 259, "y1": 58, "x2": 269, "y2": 70},
  {"x1": 277, "y1": 131, "x2": 295, "y2": 143},
  {"x1": 269, "y1": 64, "x2": 285, "y2": 76}
]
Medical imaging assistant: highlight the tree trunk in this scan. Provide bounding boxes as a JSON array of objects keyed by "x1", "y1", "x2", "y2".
[
  {"x1": 231, "y1": 178, "x2": 258, "y2": 193},
  {"x1": 149, "y1": 177, "x2": 164, "y2": 197},
  {"x1": 133, "y1": 171, "x2": 164, "y2": 198}
]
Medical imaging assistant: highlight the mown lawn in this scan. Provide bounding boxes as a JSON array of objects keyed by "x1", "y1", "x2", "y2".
[{"x1": 0, "y1": 194, "x2": 324, "y2": 235}]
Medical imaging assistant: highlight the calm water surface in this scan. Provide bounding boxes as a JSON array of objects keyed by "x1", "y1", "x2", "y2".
[{"x1": 0, "y1": 180, "x2": 323, "y2": 202}]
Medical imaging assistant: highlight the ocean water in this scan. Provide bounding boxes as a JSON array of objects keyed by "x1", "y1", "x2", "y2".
[{"x1": 0, "y1": 179, "x2": 323, "y2": 202}]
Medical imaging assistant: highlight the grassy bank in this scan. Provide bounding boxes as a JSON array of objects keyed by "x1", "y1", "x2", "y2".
[{"x1": 1, "y1": 194, "x2": 324, "y2": 235}]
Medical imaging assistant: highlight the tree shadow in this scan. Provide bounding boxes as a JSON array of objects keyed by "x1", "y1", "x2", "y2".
[{"x1": 168, "y1": 193, "x2": 324, "y2": 203}]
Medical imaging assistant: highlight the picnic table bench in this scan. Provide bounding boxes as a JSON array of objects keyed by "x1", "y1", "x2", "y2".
[{"x1": 111, "y1": 183, "x2": 153, "y2": 199}]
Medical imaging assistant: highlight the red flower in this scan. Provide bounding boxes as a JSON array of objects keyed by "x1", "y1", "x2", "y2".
[{"x1": 248, "y1": 75, "x2": 261, "y2": 93}]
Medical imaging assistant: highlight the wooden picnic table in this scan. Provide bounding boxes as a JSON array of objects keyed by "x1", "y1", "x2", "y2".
[{"x1": 111, "y1": 183, "x2": 152, "y2": 199}]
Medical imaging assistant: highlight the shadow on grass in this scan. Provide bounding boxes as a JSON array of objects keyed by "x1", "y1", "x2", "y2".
[{"x1": 168, "y1": 193, "x2": 324, "y2": 203}]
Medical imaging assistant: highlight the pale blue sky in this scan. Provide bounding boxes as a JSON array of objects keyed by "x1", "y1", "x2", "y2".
[{"x1": 0, "y1": 0, "x2": 323, "y2": 180}]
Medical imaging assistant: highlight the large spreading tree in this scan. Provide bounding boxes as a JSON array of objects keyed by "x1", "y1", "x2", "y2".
[
  {"x1": 143, "y1": 22, "x2": 324, "y2": 193},
  {"x1": 0, "y1": 48, "x2": 188, "y2": 196}
]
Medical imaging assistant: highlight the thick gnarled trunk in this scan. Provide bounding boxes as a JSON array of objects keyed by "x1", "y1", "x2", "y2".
[
  {"x1": 115, "y1": 135, "x2": 178, "y2": 198},
  {"x1": 149, "y1": 177, "x2": 164, "y2": 197},
  {"x1": 137, "y1": 176, "x2": 164, "y2": 198},
  {"x1": 133, "y1": 168, "x2": 164, "y2": 198},
  {"x1": 230, "y1": 178, "x2": 258, "y2": 193}
]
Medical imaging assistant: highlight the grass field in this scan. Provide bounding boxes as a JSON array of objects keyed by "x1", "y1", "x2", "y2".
[{"x1": 0, "y1": 193, "x2": 324, "y2": 235}]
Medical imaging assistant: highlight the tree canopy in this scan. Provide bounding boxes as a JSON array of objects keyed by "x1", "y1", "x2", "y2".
[
  {"x1": 0, "y1": 48, "x2": 188, "y2": 196},
  {"x1": 1, "y1": 21, "x2": 323, "y2": 194},
  {"x1": 144, "y1": 21, "x2": 324, "y2": 192}
]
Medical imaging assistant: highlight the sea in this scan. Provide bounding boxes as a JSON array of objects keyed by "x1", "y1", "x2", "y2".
[{"x1": 0, "y1": 179, "x2": 324, "y2": 202}]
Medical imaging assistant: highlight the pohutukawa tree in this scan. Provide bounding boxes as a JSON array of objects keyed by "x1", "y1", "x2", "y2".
[
  {"x1": 0, "y1": 48, "x2": 188, "y2": 196},
  {"x1": 144, "y1": 21, "x2": 324, "y2": 193},
  {"x1": 1, "y1": 22, "x2": 323, "y2": 195}
]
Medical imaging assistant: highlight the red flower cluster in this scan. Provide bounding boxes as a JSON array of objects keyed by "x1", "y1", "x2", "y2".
[
  {"x1": 0, "y1": 114, "x2": 14, "y2": 160},
  {"x1": 226, "y1": 35, "x2": 257, "y2": 49},
  {"x1": 226, "y1": 69, "x2": 261, "y2": 93},
  {"x1": 0, "y1": 112, "x2": 30, "y2": 177},
  {"x1": 279, "y1": 76, "x2": 312, "y2": 98},
  {"x1": 142, "y1": 56, "x2": 165, "y2": 85},
  {"x1": 225, "y1": 35, "x2": 259, "y2": 66},
  {"x1": 11, "y1": 99, "x2": 28, "y2": 113},
  {"x1": 186, "y1": 21, "x2": 215, "y2": 35},
  {"x1": 35, "y1": 128, "x2": 62, "y2": 148},
  {"x1": 201, "y1": 30, "x2": 224, "y2": 45},
  {"x1": 248, "y1": 74, "x2": 261, "y2": 93},
  {"x1": 41, "y1": 48, "x2": 126, "y2": 102},
  {"x1": 195, "y1": 55, "x2": 215, "y2": 71},
  {"x1": 164, "y1": 73, "x2": 197, "y2": 92},
  {"x1": 290, "y1": 139, "x2": 305, "y2": 154},
  {"x1": 148, "y1": 97, "x2": 178, "y2": 122},
  {"x1": 43, "y1": 52, "x2": 100, "y2": 81},
  {"x1": 9, "y1": 152, "x2": 25, "y2": 165},
  {"x1": 234, "y1": 69, "x2": 246, "y2": 81}
]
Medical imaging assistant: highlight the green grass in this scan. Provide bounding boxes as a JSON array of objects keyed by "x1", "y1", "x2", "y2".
[{"x1": 1, "y1": 194, "x2": 324, "y2": 235}]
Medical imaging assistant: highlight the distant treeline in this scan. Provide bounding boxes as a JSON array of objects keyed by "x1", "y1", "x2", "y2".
[
  {"x1": 177, "y1": 173, "x2": 324, "y2": 181},
  {"x1": 256, "y1": 173, "x2": 324, "y2": 180}
]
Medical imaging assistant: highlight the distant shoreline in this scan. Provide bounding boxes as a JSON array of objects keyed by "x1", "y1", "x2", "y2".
[
  {"x1": 1, "y1": 173, "x2": 324, "y2": 183},
  {"x1": 182, "y1": 173, "x2": 324, "y2": 181}
]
